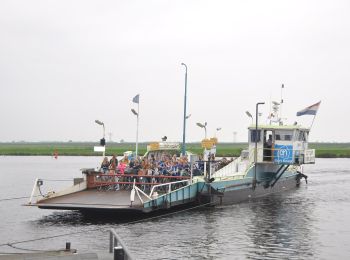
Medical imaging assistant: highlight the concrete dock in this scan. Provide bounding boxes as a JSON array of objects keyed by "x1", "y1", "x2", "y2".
[{"x1": 0, "y1": 250, "x2": 115, "y2": 260}]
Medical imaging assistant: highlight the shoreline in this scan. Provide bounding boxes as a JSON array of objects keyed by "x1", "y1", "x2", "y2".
[{"x1": 0, "y1": 142, "x2": 349, "y2": 158}]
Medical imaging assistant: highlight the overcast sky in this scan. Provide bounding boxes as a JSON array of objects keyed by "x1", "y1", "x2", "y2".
[{"x1": 1, "y1": 0, "x2": 349, "y2": 143}]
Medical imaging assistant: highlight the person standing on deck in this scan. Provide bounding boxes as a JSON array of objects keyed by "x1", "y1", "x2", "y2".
[
  {"x1": 101, "y1": 157, "x2": 110, "y2": 174},
  {"x1": 109, "y1": 155, "x2": 118, "y2": 173},
  {"x1": 266, "y1": 135, "x2": 273, "y2": 161},
  {"x1": 109, "y1": 155, "x2": 119, "y2": 190}
]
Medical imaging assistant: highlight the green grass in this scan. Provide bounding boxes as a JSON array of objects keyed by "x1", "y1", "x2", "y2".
[
  {"x1": 309, "y1": 143, "x2": 350, "y2": 158},
  {"x1": 0, "y1": 142, "x2": 349, "y2": 158},
  {"x1": 187, "y1": 143, "x2": 246, "y2": 157},
  {"x1": 0, "y1": 142, "x2": 146, "y2": 156}
]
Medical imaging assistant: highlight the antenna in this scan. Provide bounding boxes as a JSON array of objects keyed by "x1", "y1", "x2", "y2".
[
  {"x1": 269, "y1": 93, "x2": 272, "y2": 125},
  {"x1": 280, "y1": 84, "x2": 284, "y2": 123},
  {"x1": 268, "y1": 101, "x2": 282, "y2": 125}
]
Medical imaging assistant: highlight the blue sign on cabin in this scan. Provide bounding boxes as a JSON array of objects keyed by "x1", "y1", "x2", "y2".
[{"x1": 274, "y1": 144, "x2": 293, "y2": 164}]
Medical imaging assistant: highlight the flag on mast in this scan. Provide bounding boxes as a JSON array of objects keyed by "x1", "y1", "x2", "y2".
[
  {"x1": 132, "y1": 94, "x2": 140, "y2": 104},
  {"x1": 296, "y1": 101, "x2": 321, "y2": 116}
]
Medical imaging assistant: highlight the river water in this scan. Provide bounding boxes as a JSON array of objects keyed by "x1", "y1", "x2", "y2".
[{"x1": 0, "y1": 156, "x2": 350, "y2": 259}]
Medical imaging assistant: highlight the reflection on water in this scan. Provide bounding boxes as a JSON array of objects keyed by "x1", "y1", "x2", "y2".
[
  {"x1": 247, "y1": 195, "x2": 314, "y2": 259},
  {"x1": 36, "y1": 210, "x2": 147, "y2": 226},
  {"x1": 1, "y1": 157, "x2": 350, "y2": 259}
]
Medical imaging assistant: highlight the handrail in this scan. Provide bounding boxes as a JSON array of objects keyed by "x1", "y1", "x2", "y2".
[
  {"x1": 212, "y1": 157, "x2": 242, "y2": 177},
  {"x1": 109, "y1": 229, "x2": 134, "y2": 260},
  {"x1": 134, "y1": 186, "x2": 152, "y2": 203},
  {"x1": 149, "y1": 179, "x2": 190, "y2": 198},
  {"x1": 95, "y1": 181, "x2": 165, "y2": 186},
  {"x1": 28, "y1": 178, "x2": 41, "y2": 204},
  {"x1": 95, "y1": 173, "x2": 190, "y2": 179},
  {"x1": 94, "y1": 172, "x2": 190, "y2": 187},
  {"x1": 248, "y1": 147, "x2": 315, "y2": 164}
]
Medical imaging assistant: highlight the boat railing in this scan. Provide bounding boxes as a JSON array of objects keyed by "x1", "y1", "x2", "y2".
[
  {"x1": 212, "y1": 157, "x2": 244, "y2": 177},
  {"x1": 129, "y1": 179, "x2": 191, "y2": 205},
  {"x1": 131, "y1": 179, "x2": 152, "y2": 204},
  {"x1": 213, "y1": 174, "x2": 246, "y2": 182},
  {"x1": 248, "y1": 147, "x2": 316, "y2": 165},
  {"x1": 86, "y1": 172, "x2": 190, "y2": 191},
  {"x1": 148, "y1": 179, "x2": 191, "y2": 198},
  {"x1": 109, "y1": 229, "x2": 134, "y2": 260},
  {"x1": 28, "y1": 177, "x2": 86, "y2": 204}
]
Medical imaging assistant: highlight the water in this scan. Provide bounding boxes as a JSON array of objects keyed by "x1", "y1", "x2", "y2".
[{"x1": 1, "y1": 156, "x2": 350, "y2": 259}]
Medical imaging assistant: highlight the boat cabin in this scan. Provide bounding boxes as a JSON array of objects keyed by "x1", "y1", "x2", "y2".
[{"x1": 248, "y1": 125, "x2": 315, "y2": 165}]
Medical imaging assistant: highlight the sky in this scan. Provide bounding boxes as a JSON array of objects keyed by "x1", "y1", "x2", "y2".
[{"x1": 1, "y1": 0, "x2": 349, "y2": 143}]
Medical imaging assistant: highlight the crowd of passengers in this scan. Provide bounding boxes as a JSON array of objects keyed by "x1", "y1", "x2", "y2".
[
  {"x1": 100, "y1": 153, "x2": 194, "y2": 177},
  {"x1": 98, "y1": 153, "x2": 195, "y2": 192},
  {"x1": 98, "y1": 154, "x2": 234, "y2": 191},
  {"x1": 100, "y1": 153, "x2": 233, "y2": 178}
]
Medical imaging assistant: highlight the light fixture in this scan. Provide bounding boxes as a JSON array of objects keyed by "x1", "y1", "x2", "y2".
[{"x1": 131, "y1": 109, "x2": 138, "y2": 116}]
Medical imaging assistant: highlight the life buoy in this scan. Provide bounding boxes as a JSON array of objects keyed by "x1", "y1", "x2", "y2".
[{"x1": 53, "y1": 150, "x2": 58, "y2": 159}]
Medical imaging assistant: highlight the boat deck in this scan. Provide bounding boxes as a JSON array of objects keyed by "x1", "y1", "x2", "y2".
[{"x1": 35, "y1": 190, "x2": 144, "y2": 211}]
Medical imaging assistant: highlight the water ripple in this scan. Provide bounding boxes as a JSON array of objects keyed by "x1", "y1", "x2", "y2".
[{"x1": 1, "y1": 158, "x2": 350, "y2": 259}]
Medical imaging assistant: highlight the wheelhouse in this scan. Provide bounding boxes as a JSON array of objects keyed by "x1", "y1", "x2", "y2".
[{"x1": 248, "y1": 125, "x2": 315, "y2": 165}]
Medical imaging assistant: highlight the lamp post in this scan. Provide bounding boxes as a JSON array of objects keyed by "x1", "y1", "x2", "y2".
[
  {"x1": 245, "y1": 111, "x2": 253, "y2": 124},
  {"x1": 131, "y1": 108, "x2": 139, "y2": 157},
  {"x1": 197, "y1": 121, "x2": 208, "y2": 178},
  {"x1": 280, "y1": 84, "x2": 284, "y2": 123},
  {"x1": 215, "y1": 127, "x2": 221, "y2": 137},
  {"x1": 131, "y1": 94, "x2": 140, "y2": 157},
  {"x1": 181, "y1": 63, "x2": 188, "y2": 156},
  {"x1": 95, "y1": 119, "x2": 105, "y2": 157},
  {"x1": 196, "y1": 122, "x2": 207, "y2": 139},
  {"x1": 253, "y1": 102, "x2": 265, "y2": 190},
  {"x1": 233, "y1": 131, "x2": 237, "y2": 143}
]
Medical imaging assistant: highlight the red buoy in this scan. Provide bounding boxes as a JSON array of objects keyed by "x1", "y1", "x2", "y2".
[{"x1": 53, "y1": 150, "x2": 58, "y2": 159}]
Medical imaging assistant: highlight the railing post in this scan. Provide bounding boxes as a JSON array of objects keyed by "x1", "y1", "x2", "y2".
[
  {"x1": 109, "y1": 230, "x2": 113, "y2": 253},
  {"x1": 29, "y1": 178, "x2": 39, "y2": 204},
  {"x1": 109, "y1": 229, "x2": 134, "y2": 260},
  {"x1": 114, "y1": 246, "x2": 124, "y2": 260}
]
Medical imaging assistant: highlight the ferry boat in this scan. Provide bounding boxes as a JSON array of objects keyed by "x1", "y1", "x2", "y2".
[{"x1": 26, "y1": 103, "x2": 316, "y2": 215}]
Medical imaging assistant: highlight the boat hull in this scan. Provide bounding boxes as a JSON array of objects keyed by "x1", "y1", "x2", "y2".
[
  {"x1": 199, "y1": 174, "x2": 299, "y2": 206},
  {"x1": 31, "y1": 174, "x2": 301, "y2": 216}
]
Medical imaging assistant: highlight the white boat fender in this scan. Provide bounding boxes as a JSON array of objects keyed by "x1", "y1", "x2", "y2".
[
  {"x1": 151, "y1": 192, "x2": 158, "y2": 199},
  {"x1": 130, "y1": 188, "x2": 135, "y2": 203}
]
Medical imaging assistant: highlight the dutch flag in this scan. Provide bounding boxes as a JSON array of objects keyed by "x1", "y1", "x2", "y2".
[{"x1": 296, "y1": 101, "x2": 321, "y2": 116}]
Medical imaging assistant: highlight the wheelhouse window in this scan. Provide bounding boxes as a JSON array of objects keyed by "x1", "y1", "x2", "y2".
[
  {"x1": 275, "y1": 130, "x2": 294, "y2": 142},
  {"x1": 284, "y1": 134, "x2": 292, "y2": 141},
  {"x1": 250, "y1": 130, "x2": 261, "y2": 142},
  {"x1": 298, "y1": 131, "x2": 307, "y2": 141}
]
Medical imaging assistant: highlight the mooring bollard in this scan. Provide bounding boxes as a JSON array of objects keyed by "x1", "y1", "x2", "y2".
[
  {"x1": 114, "y1": 246, "x2": 124, "y2": 260},
  {"x1": 109, "y1": 231, "x2": 114, "y2": 253}
]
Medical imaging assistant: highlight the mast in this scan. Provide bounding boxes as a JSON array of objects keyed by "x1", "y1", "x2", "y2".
[
  {"x1": 280, "y1": 84, "x2": 284, "y2": 125},
  {"x1": 253, "y1": 102, "x2": 265, "y2": 190}
]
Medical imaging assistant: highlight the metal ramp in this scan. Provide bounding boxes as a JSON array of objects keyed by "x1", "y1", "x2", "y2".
[
  {"x1": 35, "y1": 190, "x2": 143, "y2": 211},
  {"x1": 143, "y1": 182, "x2": 199, "y2": 210},
  {"x1": 212, "y1": 157, "x2": 248, "y2": 178}
]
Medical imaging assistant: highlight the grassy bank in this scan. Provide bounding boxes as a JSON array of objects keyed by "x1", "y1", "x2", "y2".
[{"x1": 0, "y1": 142, "x2": 349, "y2": 158}]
